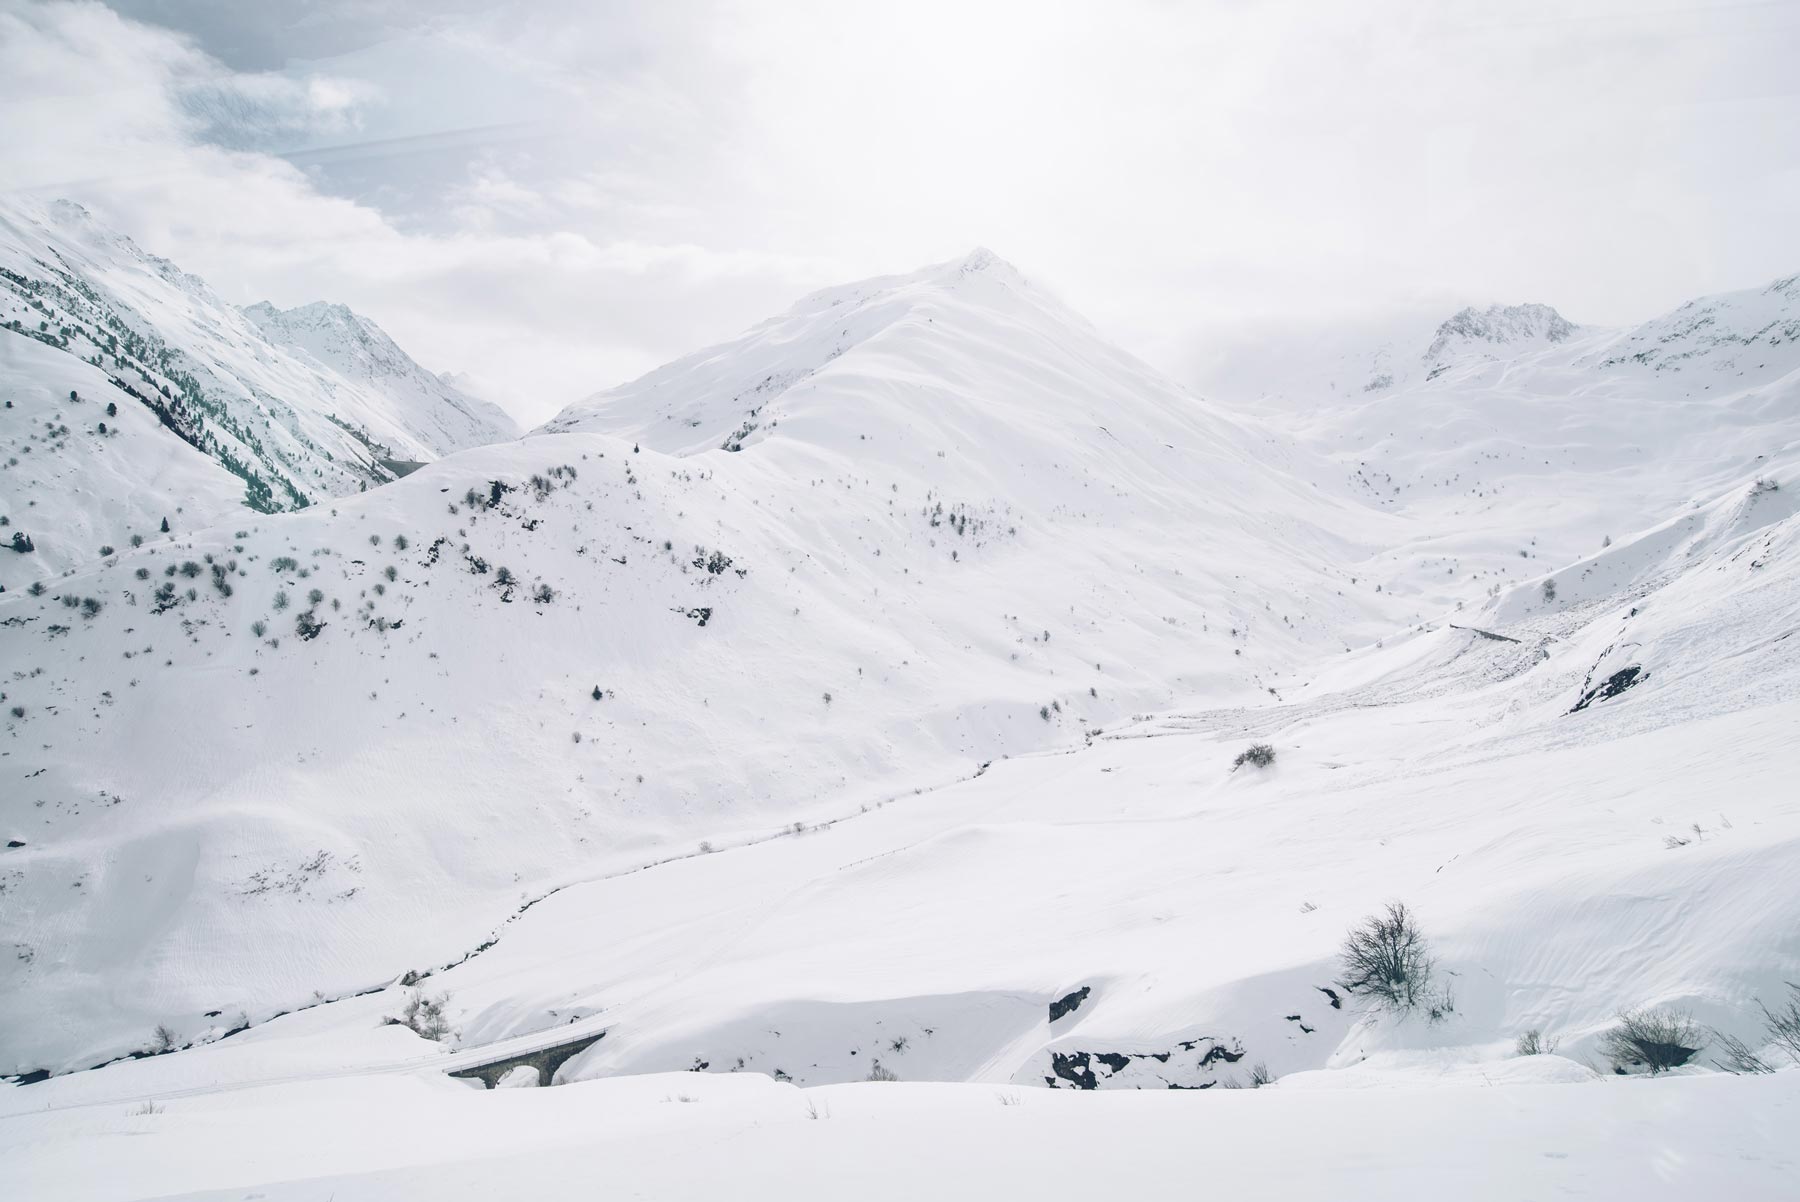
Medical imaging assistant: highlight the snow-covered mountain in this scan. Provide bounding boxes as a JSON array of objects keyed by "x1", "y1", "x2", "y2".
[
  {"x1": 243, "y1": 300, "x2": 517, "y2": 457},
  {"x1": 1, "y1": 248, "x2": 1423, "y2": 1075},
  {"x1": 0, "y1": 198, "x2": 516, "y2": 537},
  {"x1": 3, "y1": 244, "x2": 1799, "y2": 1201},
  {"x1": 1211, "y1": 278, "x2": 1800, "y2": 627},
  {"x1": 1421, "y1": 301, "x2": 1578, "y2": 370}
]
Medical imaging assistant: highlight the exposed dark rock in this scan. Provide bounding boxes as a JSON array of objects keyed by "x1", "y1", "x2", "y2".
[
  {"x1": 1448, "y1": 623, "x2": 1521, "y2": 644},
  {"x1": 1048, "y1": 1051, "x2": 1098, "y2": 1089},
  {"x1": 1048, "y1": 986, "x2": 1090, "y2": 1023},
  {"x1": 1571, "y1": 665, "x2": 1645, "y2": 713}
]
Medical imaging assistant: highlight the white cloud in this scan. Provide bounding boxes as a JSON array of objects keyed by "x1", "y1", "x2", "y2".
[
  {"x1": 4, "y1": 0, "x2": 1798, "y2": 420},
  {"x1": 0, "y1": 1, "x2": 834, "y2": 422}
]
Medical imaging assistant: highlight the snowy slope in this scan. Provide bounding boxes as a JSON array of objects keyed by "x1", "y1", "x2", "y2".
[
  {"x1": 0, "y1": 252, "x2": 1415, "y2": 1075},
  {"x1": 1223, "y1": 279, "x2": 1800, "y2": 622},
  {"x1": 5, "y1": 1069, "x2": 1795, "y2": 1201},
  {"x1": 2, "y1": 455, "x2": 1795, "y2": 1197},
  {"x1": 0, "y1": 333, "x2": 245, "y2": 590},
  {"x1": 4, "y1": 246, "x2": 1798, "y2": 1200},
  {"x1": 0, "y1": 198, "x2": 515, "y2": 514},
  {"x1": 243, "y1": 301, "x2": 517, "y2": 456}
]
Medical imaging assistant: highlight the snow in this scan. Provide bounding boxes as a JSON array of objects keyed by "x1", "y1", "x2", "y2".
[
  {"x1": 243, "y1": 300, "x2": 519, "y2": 456},
  {"x1": 2, "y1": 249, "x2": 1423, "y2": 1076},
  {"x1": 2, "y1": 1070, "x2": 1795, "y2": 1200},
  {"x1": 0, "y1": 198, "x2": 516, "y2": 515},
  {"x1": 0, "y1": 334, "x2": 244, "y2": 589},
  {"x1": 2, "y1": 236, "x2": 1799, "y2": 1199}
]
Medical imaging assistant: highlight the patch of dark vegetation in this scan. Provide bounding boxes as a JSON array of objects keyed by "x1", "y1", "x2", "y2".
[
  {"x1": 1603, "y1": 1007, "x2": 1704, "y2": 1075},
  {"x1": 1339, "y1": 901, "x2": 1444, "y2": 1016},
  {"x1": 1232, "y1": 743, "x2": 1275, "y2": 771},
  {"x1": 1515, "y1": 1029, "x2": 1559, "y2": 1056}
]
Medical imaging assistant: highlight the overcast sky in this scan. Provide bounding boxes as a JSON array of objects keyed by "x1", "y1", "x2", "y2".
[{"x1": 4, "y1": 0, "x2": 1798, "y2": 423}]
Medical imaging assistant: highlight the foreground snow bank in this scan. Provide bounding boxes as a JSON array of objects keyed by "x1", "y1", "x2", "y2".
[{"x1": 3, "y1": 1068, "x2": 1795, "y2": 1201}]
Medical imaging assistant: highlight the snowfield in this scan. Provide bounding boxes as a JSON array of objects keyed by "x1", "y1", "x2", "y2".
[
  {"x1": 2, "y1": 231, "x2": 1799, "y2": 1200},
  {"x1": 4, "y1": 1070, "x2": 1796, "y2": 1201}
]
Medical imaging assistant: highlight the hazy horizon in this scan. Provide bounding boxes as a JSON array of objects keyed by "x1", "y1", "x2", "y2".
[{"x1": 5, "y1": 0, "x2": 1796, "y2": 423}]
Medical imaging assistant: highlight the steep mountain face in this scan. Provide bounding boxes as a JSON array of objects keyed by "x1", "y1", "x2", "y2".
[
  {"x1": 0, "y1": 251, "x2": 1415, "y2": 1074},
  {"x1": 243, "y1": 301, "x2": 517, "y2": 457},
  {"x1": 0, "y1": 198, "x2": 514, "y2": 519}
]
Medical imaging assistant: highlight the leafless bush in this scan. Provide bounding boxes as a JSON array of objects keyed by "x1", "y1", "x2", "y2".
[
  {"x1": 1601, "y1": 1007, "x2": 1705, "y2": 1074},
  {"x1": 1340, "y1": 902, "x2": 1435, "y2": 1011},
  {"x1": 865, "y1": 1059, "x2": 898, "y2": 1082},
  {"x1": 1232, "y1": 743, "x2": 1276, "y2": 771},
  {"x1": 390, "y1": 989, "x2": 452, "y2": 1042},
  {"x1": 1712, "y1": 1030, "x2": 1773, "y2": 1075},
  {"x1": 1515, "y1": 1029, "x2": 1560, "y2": 1056},
  {"x1": 1756, "y1": 983, "x2": 1800, "y2": 1065}
]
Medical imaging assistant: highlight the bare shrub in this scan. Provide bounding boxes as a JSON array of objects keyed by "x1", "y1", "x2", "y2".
[
  {"x1": 1426, "y1": 981, "x2": 1456, "y2": 1025},
  {"x1": 1232, "y1": 743, "x2": 1275, "y2": 770},
  {"x1": 1601, "y1": 1008, "x2": 1705, "y2": 1074},
  {"x1": 390, "y1": 989, "x2": 452, "y2": 1042},
  {"x1": 1712, "y1": 1030, "x2": 1773, "y2": 1075},
  {"x1": 1340, "y1": 902, "x2": 1434, "y2": 1011},
  {"x1": 865, "y1": 1059, "x2": 898, "y2": 1082},
  {"x1": 1756, "y1": 983, "x2": 1800, "y2": 1065},
  {"x1": 1515, "y1": 1029, "x2": 1559, "y2": 1056}
]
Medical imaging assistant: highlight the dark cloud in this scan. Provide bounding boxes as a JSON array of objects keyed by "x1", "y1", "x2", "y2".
[{"x1": 104, "y1": 0, "x2": 490, "y2": 69}]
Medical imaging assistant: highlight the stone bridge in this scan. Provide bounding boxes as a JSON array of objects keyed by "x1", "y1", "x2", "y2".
[{"x1": 448, "y1": 1030, "x2": 606, "y2": 1089}]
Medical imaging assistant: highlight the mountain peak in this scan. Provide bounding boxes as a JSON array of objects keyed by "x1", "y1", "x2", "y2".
[
  {"x1": 244, "y1": 298, "x2": 519, "y2": 450},
  {"x1": 47, "y1": 198, "x2": 93, "y2": 224},
  {"x1": 1425, "y1": 303, "x2": 1575, "y2": 362},
  {"x1": 953, "y1": 245, "x2": 1013, "y2": 277}
]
